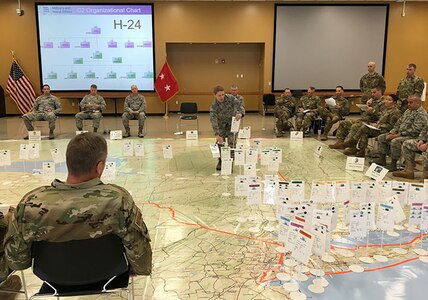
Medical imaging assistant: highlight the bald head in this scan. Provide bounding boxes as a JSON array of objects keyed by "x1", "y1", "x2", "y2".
[{"x1": 368, "y1": 62, "x2": 376, "y2": 73}]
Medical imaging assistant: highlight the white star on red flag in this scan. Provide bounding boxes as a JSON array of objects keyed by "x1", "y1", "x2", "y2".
[
  {"x1": 165, "y1": 85, "x2": 171, "y2": 91},
  {"x1": 160, "y1": 73, "x2": 165, "y2": 80},
  {"x1": 154, "y1": 61, "x2": 179, "y2": 103}
]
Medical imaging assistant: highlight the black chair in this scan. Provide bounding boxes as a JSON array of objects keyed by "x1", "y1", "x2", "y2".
[
  {"x1": 179, "y1": 102, "x2": 198, "y2": 131},
  {"x1": 29, "y1": 234, "x2": 133, "y2": 299},
  {"x1": 262, "y1": 94, "x2": 276, "y2": 115}
]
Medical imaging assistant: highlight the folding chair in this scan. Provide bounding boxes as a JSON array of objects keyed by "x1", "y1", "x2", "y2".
[
  {"x1": 29, "y1": 234, "x2": 134, "y2": 299},
  {"x1": 179, "y1": 102, "x2": 198, "y2": 131},
  {"x1": 262, "y1": 94, "x2": 275, "y2": 116}
]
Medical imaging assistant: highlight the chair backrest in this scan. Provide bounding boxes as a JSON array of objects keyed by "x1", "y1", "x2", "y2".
[
  {"x1": 180, "y1": 102, "x2": 198, "y2": 114},
  {"x1": 32, "y1": 234, "x2": 129, "y2": 286},
  {"x1": 262, "y1": 94, "x2": 276, "y2": 105}
]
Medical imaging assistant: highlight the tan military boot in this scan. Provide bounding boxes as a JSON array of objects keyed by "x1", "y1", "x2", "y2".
[
  {"x1": 320, "y1": 134, "x2": 328, "y2": 141},
  {"x1": 392, "y1": 162, "x2": 414, "y2": 179},
  {"x1": 329, "y1": 139, "x2": 345, "y2": 149},
  {"x1": 123, "y1": 128, "x2": 131, "y2": 138},
  {"x1": 356, "y1": 147, "x2": 366, "y2": 158},
  {"x1": 138, "y1": 127, "x2": 144, "y2": 138},
  {"x1": 341, "y1": 139, "x2": 357, "y2": 149},
  {"x1": 343, "y1": 147, "x2": 357, "y2": 156}
]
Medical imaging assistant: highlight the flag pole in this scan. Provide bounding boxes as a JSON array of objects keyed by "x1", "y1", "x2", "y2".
[
  {"x1": 163, "y1": 101, "x2": 169, "y2": 119},
  {"x1": 11, "y1": 50, "x2": 15, "y2": 59}
]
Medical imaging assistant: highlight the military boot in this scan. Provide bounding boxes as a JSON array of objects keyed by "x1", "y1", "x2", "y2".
[
  {"x1": 388, "y1": 159, "x2": 398, "y2": 172},
  {"x1": 329, "y1": 139, "x2": 345, "y2": 149},
  {"x1": 392, "y1": 162, "x2": 414, "y2": 179},
  {"x1": 356, "y1": 147, "x2": 366, "y2": 158},
  {"x1": 341, "y1": 139, "x2": 357, "y2": 149},
  {"x1": 343, "y1": 147, "x2": 357, "y2": 156},
  {"x1": 123, "y1": 127, "x2": 131, "y2": 138},
  {"x1": 138, "y1": 127, "x2": 144, "y2": 138},
  {"x1": 0, "y1": 274, "x2": 22, "y2": 300},
  {"x1": 49, "y1": 129, "x2": 55, "y2": 139},
  {"x1": 372, "y1": 155, "x2": 387, "y2": 166}
]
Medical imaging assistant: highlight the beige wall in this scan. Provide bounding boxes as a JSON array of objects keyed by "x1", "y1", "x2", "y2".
[{"x1": 0, "y1": 1, "x2": 427, "y2": 114}]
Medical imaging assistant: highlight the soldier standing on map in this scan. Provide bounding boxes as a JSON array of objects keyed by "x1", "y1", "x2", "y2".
[
  {"x1": 210, "y1": 85, "x2": 245, "y2": 170},
  {"x1": 3, "y1": 133, "x2": 152, "y2": 276},
  {"x1": 360, "y1": 61, "x2": 386, "y2": 104}
]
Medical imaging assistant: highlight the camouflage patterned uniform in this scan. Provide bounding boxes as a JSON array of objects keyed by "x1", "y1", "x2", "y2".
[
  {"x1": 210, "y1": 94, "x2": 245, "y2": 147},
  {"x1": 274, "y1": 94, "x2": 296, "y2": 132},
  {"x1": 4, "y1": 178, "x2": 152, "y2": 275},
  {"x1": 360, "y1": 72, "x2": 386, "y2": 104},
  {"x1": 401, "y1": 126, "x2": 428, "y2": 171},
  {"x1": 377, "y1": 106, "x2": 428, "y2": 162},
  {"x1": 319, "y1": 96, "x2": 349, "y2": 137},
  {"x1": 75, "y1": 94, "x2": 106, "y2": 130},
  {"x1": 122, "y1": 94, "x2": 146, "y2": 130},
  {"x1": 336, "y1": 97, "x2": 385, "y2": 141},
  {"x1": 396, "y1": 75, "x2": 425, "y2": 112},
  {"x1": 353, "y1": 106, "x2": 401, "y2": 149},
  {"x1": 295, "y1": 95, "x2": 321, "y2": 132},
  {"x1": 234, "y1": 94, "x2": 245, "y2": 108},
  {"x1": 0, "y1": 214, "x2": 9, "y2": 281},
  {"x1": 22, "y1": 95, "x2": 62, "y2": 131}
]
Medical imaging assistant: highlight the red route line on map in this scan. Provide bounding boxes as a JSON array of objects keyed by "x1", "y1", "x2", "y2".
[{"x1": 142, "y1": 171, "x2": 428, "y2": 284}]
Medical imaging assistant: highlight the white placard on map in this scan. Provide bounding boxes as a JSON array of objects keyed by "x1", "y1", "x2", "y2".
[
  {"x1": 408, "y1": 183, "x2": 425, "y2": 205},
  {"x1": 253, "y1": 140, "x2": 262, "y2": 155},
  {"x1": 377, "y1": 203, "x2": 395, "y2": 232},
  {"x1": 271, "y1": 148, "x2": 283, "y2": 163},
  {"x1": 75, "y1": 130, "x2": 89, "y2": 135},
  {"x1": 263, "y1": 177, "x2": 278, "y2": 205},
  {"x1": 238, "y1": 127, "x2": 251, "y2": 139},
  {"x1": 0, "y1": 150, "x2": 11, "y2": 166},
  {"x1": 312, "y1": 223, "x2": 330, "y2": 257},
  {"x1": 278, "y1": 216, "x2": 291, "y2": 244},
  {"x1": 221, "y1": 158, "x2": 233, "y2": 176},
  {"x1": 360, "y1": 202, "x2": 376, "y2": 231},
  {"x1": 365, "y1": 163, "x2": 388, "y2": 181},
  {"x1": 350, "y1": 182, "x2": 367, "y2": 203},
  {"x1": 134, "y1": 141, "x2": 145, "y2": 157},
  {"x1": 290, "y1": 131, "x2": 303, "y2": 141},
  {"x1": 122, "y1": 140, "x2": 134, "y2": 157},
  {"x1": 409, "y1": 203, "x2": 423, "y2": 226},
  {"x1": 314, "y1": 145, "x2": 323, "y2": 158},
  {"x1": 245, "y1": 148, "x2": 258, "y2": 165},
  {"x1": 234, "y1": 149, "x2": 245, "y2": 166},
  {"x1": 102, "y1": 162, "x2": 116, "y2": 182},
  {"x1": 244, "y1": 163, "x2": 257, "y2": 176},
  {"x1": 247, "y1": 183, "x2": 262, "y2": 205},
  {"x1": 50, "y1": 148, "x2": 65, "y2": 163},
  {"x1": 290, "y1": 180, "x2": 305, "y2": 202},
  {"x1": 210, "y1": 144, "x2": 220, "y2": 158},
  {"x1": 335, "y1": 180, "x2": 350, "y2": 203},
  {"x1": 421, "y1": 205, "x2": 428, "y2": 231},
  {"x1": 231, "y1": 117, "x2": 241, "y2": 133},
  {"x1": 221, "y1": 147, "x2": 231, "y2": 160},
  {"x1": 28, "y1": 131, "x2": 41, "y2": 141},
  {"x1": 235, "y1": 175, "x2": 248, "y2": 197},
  {"x1": 19, "y1": 144, "x2": 29, "y2": 160},
  {"x1": 291, "y1": 229, "x2": 314, "y2": 265},
  {"x1": 285, "y1": 221, "x2": 305, "y2": 253},
  {"x1": 261, "y1": 150, "x2": 270, "y2": 166},
  {"x1": 163, "y1": 145, "x2": 173, "y2": 159},
  {"x1": 267, "y1": 157, "x2": 280, "y2": 172},
  {"x1": 186, "y1": 130, "x2": 198, "y2": 140},
  {"x1": 388, "y1": 195, "x2": 406, "y2": 224},
  {"x1": 42, "y1": 162, "x2": 55, "y2": 180},
  {"x1": 346, "y1": 157, "x2": 365, "y2": 172},
  {"x1": 29, "y1": 143, "x2": 40, "y2": 159},
  {"x1": 349, "y1": 210, "x2": 368, "y2": 240},
  {"x1": 110, "y1": 130, "x2": 123, "y2": 140}
]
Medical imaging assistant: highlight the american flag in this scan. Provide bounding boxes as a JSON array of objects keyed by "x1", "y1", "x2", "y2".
[{"x1": 7, "y1": 60, "x2": 36, "y2": 114}]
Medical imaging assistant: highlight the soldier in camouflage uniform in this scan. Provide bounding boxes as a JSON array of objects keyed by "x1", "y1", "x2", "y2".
[
  {"x1": 396, "y1": 64, "x2": 425, "y2": 113},
  {"x1": 230, "y1": 85, "x2": 245, "y2": 108},
  {"x1": 330, "y1": 87, "x2": 385, "y2": 150},
  {"x1": 342, "y1": 94, "x2": 401, "y2": 157},
  {"x1": 4, "y1": 133, "x2": 152, "y2": 276},
  {"x1": 295, "y1": 87, "x2": 321, "y2": 134},
  {"x1": 75, "y1": 84, "x2": 106, "y2": 132},
  {"x1": 22, "y1": 84, "x2": 61, "y2": 140},
  {"x1": 274, "y1": 88, "x2": 296, "y2": 137},
  {"x1": 393, "y1": 124, "x2": 428, "y2": 180},
  {"x1": 319, "y1": 85, "x2": 349, "y2": 141},
  {"x1": 210, "y1": 85, "x2": 245, "y2": 170},
  {"x1": 122, "y1": 85, "x2": 146, "y2": 138},
  {"x1": 359, "y1": 61, "x2": 386, "y2": 104},
  {"x1": 373, "y1": 95, "x2": 428, "y2": 171}
]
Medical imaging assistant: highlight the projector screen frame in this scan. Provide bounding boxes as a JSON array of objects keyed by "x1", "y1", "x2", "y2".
[
  {"x1": 272, "y1": 3, "x2": 389, "y2": 93},
  {"x1": 35, "y1": 2, "x2": 156, "y2": 93}
]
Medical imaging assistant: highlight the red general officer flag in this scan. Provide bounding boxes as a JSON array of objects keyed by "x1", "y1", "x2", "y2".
[{"x1": 154, "y1": 61, "x2": 179, "y2": 103}]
